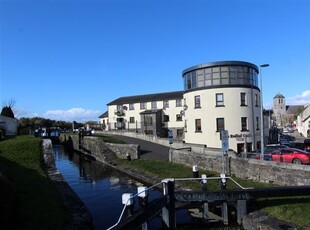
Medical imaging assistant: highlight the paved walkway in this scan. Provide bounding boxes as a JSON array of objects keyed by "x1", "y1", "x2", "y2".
[{"x1": 111, "y1": 135, "x2": 170, "y2": 161}]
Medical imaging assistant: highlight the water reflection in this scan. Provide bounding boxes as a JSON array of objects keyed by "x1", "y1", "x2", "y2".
[{"x1": 53, "y1": 145, "x2": 149, "y2": 229}]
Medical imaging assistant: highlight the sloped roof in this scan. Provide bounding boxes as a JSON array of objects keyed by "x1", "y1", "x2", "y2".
[
  {"x1": 273, "y1": 93, "x2": 285, "y2": 99},
  {"x1": 107, "y1": 91, "x2": 184, "y2": 105},
  {"x1": 98, "y1": 111, "x2": 108, "y2": 118},
  {"x1": 302, "y1": 114, "x2": 310, "y2": 122},
  {"x1": 286, "y1": 105, "x2": 304, "y2": 115}
]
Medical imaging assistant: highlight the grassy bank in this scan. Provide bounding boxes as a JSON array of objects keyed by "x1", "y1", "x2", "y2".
[
  {"x1": 0, "y1": 136, "x2": 70, "y2": 230},
  {"x1": 119, "y1": 159, "x2": 310, "y2": 228}
]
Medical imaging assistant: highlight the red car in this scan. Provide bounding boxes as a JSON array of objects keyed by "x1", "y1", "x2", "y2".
[{"x1": 270, "y1": 148, "x2": 310, "y2": 164}]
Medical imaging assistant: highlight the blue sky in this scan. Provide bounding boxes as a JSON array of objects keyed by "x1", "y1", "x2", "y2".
[{"x1": 1, "y1": 0, "x2": 309, "y2": 122}]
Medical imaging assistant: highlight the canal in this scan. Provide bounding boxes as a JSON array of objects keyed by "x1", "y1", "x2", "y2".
[
  {"x1": 53, "y1": 145, "x2": 240, "y2": 229},
  {"x1": 53, "y1": 145, "x2": 169, "y2": 229}
]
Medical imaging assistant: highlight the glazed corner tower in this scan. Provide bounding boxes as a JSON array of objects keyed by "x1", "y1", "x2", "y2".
[{"x1": 182, "y1": 61, "x2": 261, "y2": 153}]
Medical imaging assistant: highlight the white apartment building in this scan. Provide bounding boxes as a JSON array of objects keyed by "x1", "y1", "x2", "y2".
[
  {"x1": 101, "y1": 61, "x2": 263, "y2": 153},
  {"x1": 105, "y1": 91, "x2": 185, "y2": 140}
]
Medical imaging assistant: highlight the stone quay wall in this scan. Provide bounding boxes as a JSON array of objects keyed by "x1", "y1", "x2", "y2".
[
  {"x1": 171, "y1": 150, "x2": 310, "y2": 186},
  {"x1": 42, "y1": 139, "x2": 94, "y2": 230},
  {"x1": 65, "y1": 135, "x2": 140, "y2": 162}
]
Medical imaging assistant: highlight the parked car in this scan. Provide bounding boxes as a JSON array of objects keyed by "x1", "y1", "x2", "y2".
[
  {"x1": 255, "y1": 144, "x2": 287, "y2": 160},
  {"x1": 305, "y1": 138, "x2": 310, "y2": 152},
  {"x1": 270, "y1": 148, "x2": 310, "y2": 164},
  {"x1": 289, "y1": 141, "x2": 305, "y2": 150},
  {"x1": 279, "y1": 138, "x2": 290, "y2": 147},
  {"x1": 257, "y1": 144, "x2": 288, "y2": 154}
]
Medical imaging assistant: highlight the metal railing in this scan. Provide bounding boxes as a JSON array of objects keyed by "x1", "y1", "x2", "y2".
[
  {"x1": 107, "y1": 181, "x2": 163, "y2": 230},
  {"x1": 106, "y1": 175, "x2": 252, "y2": 229}
]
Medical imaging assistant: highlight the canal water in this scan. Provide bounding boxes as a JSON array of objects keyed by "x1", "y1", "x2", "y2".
[
  {"x1": 53, "y1": 145, "x2": 240, "y2": 229},
  {"x1": 53, "y1": 145, "x2": 168, "y2": 229}
]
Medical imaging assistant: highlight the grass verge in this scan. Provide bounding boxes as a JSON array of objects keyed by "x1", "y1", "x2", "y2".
[
  {"x1": 118, "y1": 158, "x2": 310, "y2": 228},
  {"x1": 0, "y1": 135, "x2": 70, "y2": 230}
]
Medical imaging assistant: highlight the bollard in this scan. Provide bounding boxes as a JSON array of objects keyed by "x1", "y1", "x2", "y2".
[
  {"x1": 192, "y1": 165, "x2": 199, "y2": 178},
  {"x1": 138, "y1": 186, "x2": 148, "y2": 207},
  {"x1": 201, "y1": 174, "x2": 207, "y2": 191},
  {"x1": 126, "y1": 153, "x2": 131, "y2": 161},
  {"x1": 122, "y1": 193, "x2": 134, "y2": 216},
  {"x1": 220, "y1": 173, "x2": 226, "y2": 190}
]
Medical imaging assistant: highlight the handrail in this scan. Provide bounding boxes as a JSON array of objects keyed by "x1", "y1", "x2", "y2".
[
  {"x1": 174, "y1": 176, "x2": 253, "y2": 190},
  {"x1": 107, "y1": 181, "x2": 164, "y2": 230}
]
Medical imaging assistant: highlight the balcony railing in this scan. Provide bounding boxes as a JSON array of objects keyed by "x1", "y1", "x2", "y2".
[{"x1": 115, "y1": 109, "x2": 125, "y2": 116}]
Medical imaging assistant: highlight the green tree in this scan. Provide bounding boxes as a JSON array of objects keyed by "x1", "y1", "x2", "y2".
[
  {"x1": 1, "y1": 99, "x2": 15, "y2": 118},
  {"x1": 1, "y1": 106, "x2": 14, "y2": 118}
]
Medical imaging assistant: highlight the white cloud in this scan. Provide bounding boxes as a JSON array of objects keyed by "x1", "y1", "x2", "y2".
[
  {"x1": 286, "y1": 90, "x2": 310, "y2": 105},
  {"x1": 43, "y1": 108, "x2": 102, "y2": 122}
]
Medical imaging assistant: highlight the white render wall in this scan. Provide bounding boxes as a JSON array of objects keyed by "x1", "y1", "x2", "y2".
[
  {"x1": 107, "y1": 99, "x2": 185, "y2": 131},
  {"x1": 0, "y1": 115, "x2": 18, "y2": 136},
  {"x1": 296, "y1": 104, "x2": 310, "y2": 137},
  {"x1": 183, "y1": 87, "x2": 261, "y2": 152}
]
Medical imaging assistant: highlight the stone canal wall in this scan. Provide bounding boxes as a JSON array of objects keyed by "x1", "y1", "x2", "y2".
[
  {"x1": 62, "y1": 135, "x2": 140, "y2": 163},
  {"x1": 42, "y1": 139, "x2": 94, "y2": 230},
  {"x1": 171, "y1": 150, "x2": 310, "y2": 186}
]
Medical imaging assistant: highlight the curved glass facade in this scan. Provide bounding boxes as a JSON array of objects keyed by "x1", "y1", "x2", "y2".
[{"x1": 183, "y1": 61, "x2": 259, "y2": 91}]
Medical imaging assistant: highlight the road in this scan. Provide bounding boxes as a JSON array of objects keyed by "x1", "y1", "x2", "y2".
[{"x1": 111, "y1": 135, "x2": 170, "y2": 161}]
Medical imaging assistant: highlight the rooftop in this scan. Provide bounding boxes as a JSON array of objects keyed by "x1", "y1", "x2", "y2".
[{"x1": 107, "y1": 91, "x2": 184, "y2": 105}]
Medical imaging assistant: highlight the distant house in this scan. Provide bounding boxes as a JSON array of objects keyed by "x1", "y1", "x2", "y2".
[
  {"x1": 296, "y1": 104, "x2": 310, "y2": 137},
  {"x1": 0, "y1": 115, "x2": 18, "y2": 136},
  {"x1": 98, "y1": 111, "x2": 108, "y2": 130}
]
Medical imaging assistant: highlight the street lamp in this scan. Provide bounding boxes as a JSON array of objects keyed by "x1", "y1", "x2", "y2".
[{"x1": 260, "y1": 64, "x2": 269, "y2": 160}]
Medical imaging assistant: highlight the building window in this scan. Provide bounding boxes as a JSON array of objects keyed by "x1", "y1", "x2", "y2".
[
  {"x1": 151, "y1": 101, "x2": 157, "y2": 109},
  {"x1": 163, "y1": 100, "x2": 169, "y2": 109},
  {"x1": 129, "y1": 103, "x2": 134, "y2": 110},
  {"x1": 256, "y1": 116, "x2": 259, "y2": 130},
  {"x1": 216, "y1": 118, "x2": 225, "y2": 132},
  {"x1": 129, "y1": 117, "x2": 135, "y2": 123},
  {"x1": 194, "y1": 95, "x2": 201, "y2": 108},
  {"x1": 117, "y1": 105, "x2": 123, "y2": 110},
  {"x1": 176, "y1": 114, "x2": 182, "y2": 121},
  {"x1": 144, "y1": 116, "x2": 153, "y2": 125},
  {"x1": 240, "y1": 93, "x2": 247, "y2": 106},
  {"x1": 255, "y1": 94, "x2": 259, "y2": 107},
  {"x1": 241, "y1": 117, "x2": 248, "y2": 131},
  {"x1": 163, "y1": 115, "x2": 169, "y2": 122},
  {"x1": 216, "y1": 93, "x2": 224, "y2": 106},
  {"x1": 140, "y1": 102, "x2": 147, "y2": 109},
  {"x1": 176, "y1": 99, "x2": 182, "y2": 107},
  {"x1": 195, "y1": 119, "x2": 202, "y2": 132}
]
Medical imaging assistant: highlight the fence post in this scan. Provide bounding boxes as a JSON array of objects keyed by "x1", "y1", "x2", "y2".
[
  {"x1": 201, "y1": 174, "x2": 207, "y2": 191},
  {"x1": 192, "y1": 165, "x2": 199, "y2": 178}
]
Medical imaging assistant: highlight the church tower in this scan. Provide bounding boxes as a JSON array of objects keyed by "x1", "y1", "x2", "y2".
[{"x1": 273, "y1": 93, "x2": 286, "y2": 127}]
